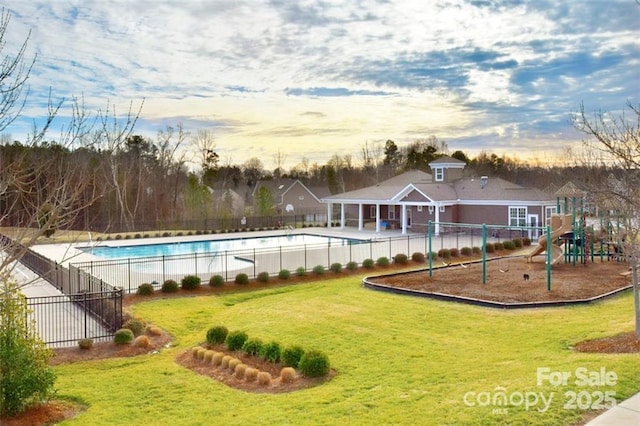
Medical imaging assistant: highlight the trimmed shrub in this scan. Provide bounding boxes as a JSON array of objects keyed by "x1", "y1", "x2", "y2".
[
  {"x1": 221, "y1": 355, "x2": 232, "y2": 369},
  {"x1": 513, "y1": 238, "x2": 523, "y2": 248},
  {"x1": 257, "y1": 371, "x2": 272, "y2": 386},
  {"x1": 376, "y1": 256, "x2": 390, "y2": 266},
  {"x1": 260, "y1": 341, "x2": 282, "y2": 363},
  {"x1": 206, "y1": 325, "x2": 229, "y2": 345},
  {"x1": 245, "y1": 368, "x2": 259, "y2": 382},
  {"x1": 78, "y1": 338, "x2": 93, "y2": 350},
  {"x1": 256, "y1": 271, "x2": 270, "y2": 282},
  {"x1": 133, "y1": 335, "x2": 150, "y2": 348},
  {"x1": 114, "y1": 328, "x2": 134, "y2": 345},
  {"x1": 282, "y1": 345, "x2": 305, "y2": 368},
  {"x1": 494, "y1": 242, "x2": 504, "y2": 251},
  {"x1": 295, "y1": 267, "x2": 306, "y2": 277},
  {"x1": 192, "y1": 346, "x2": 203, "y2": 358},
  {"x1": 485, "y1": 243, "x2": 495, "y2": 253},
  {"x1": 235, "y1": 363, "x2": 247, "y2": 379},
  {"x1": 228, "y1": 358, "x2": 242, "y2": 371},
  {"x1": 523, "y1": 237, "x2": 532, "y2": 246},
  {"x1": 429, "y1": 251, "x2": 438, "y2": 260},
  {"x1": 278, "y1": 269, "x2": 291, "y2": 280},
  {"x1": 299, "y1": 350, "x2": 331, "y2": 377},
  {"x1": 503, "y1": 240, "x2": 516, "y2": 250},
  {"x1": 242, "y1": 337, "x2": 264, "y2": 356},
  {"x1": 438, "y1": 249, "x2": 451, "y2": 259},
  {"x1": 235, "y1": 273, "x2": 249, "y2": 285},
  {"x1": 329, "y1": 262, "x2": 342, "y2": 273},
  {"x1": 123, "y1": 318, "x2": 145, "y2": 337},
  {"x1": 472, "y1": 246, "x2": 482, "y2": 255},
  {"x1": 280, "y1": 367, "x2": 296, "y2": 383},
  {"x1": 449, "y1": 248, "x2": 459, "y2": 257},
  {"x1": 161, "y1": 279, "x2": 179, "y2": 293},
  {"x1": 312, "y1": 264, "x2": 325, "y2": 275},
  {"x1": 181, "y1": 274, "x2": 201, "y2": 290},
  {"x1": 411, "y1": 252, "x2": 426, "y2": 263},
  {"x1": 394, "y1": 253, "x2": 409, "y2": 265},
  {"x1": 136, "y1": 283, "x2": 154, "y2": 296},
  {"x1": 212, "y1": 352, "x2": 224, "y2": 366},
  {"x1": 346, "y1": 261, "x2": 358, "y2": 271},
  {"x1": 204, "y1": 350, "x2": 215, "y2": 363},
  {"x1": 460, "y1": 247, "x2": 473, "y2": 256},
  {"x1": 209, "y1": 275, "x2": 224, "y2": 287},
  {"x1": 146, "y1": 325, "x2": 163, "y2": 336},
  {"x1": 197, "y1": 348, "x2": 207, "y2": 360},
  {"x1": 225, "y1": 330, "x2": 249, "y2": 351},
  {"x1": 362, "y1": 258, "x2": 375, "y2": 269}
]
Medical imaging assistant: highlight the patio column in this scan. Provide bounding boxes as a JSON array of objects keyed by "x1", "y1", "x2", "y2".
[
  {"x1": 375, "y1": 203, "x2": 381, "y2": 233},
  {"x1": 358, "y1": 204, "x2": 363, "y2": 231},
  {"x1": 326, "y1": 203, "x2": 332, "y2": 228},
  {"x1": 340, "y1": 203, "x2": 345, "y2": 229},
  {"x1": 401, "y1": 204, "x2": 407, "y2": 235},
  {"x1": 434, "y1": 204, "x2": 440, "y2": 235}
]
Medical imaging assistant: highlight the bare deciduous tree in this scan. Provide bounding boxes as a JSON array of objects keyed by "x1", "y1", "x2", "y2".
[{"x1": 572, "y1": 102, "x2": 640, "y2": 338}]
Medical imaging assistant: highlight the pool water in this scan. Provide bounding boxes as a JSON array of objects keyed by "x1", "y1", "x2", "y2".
[{"x1": 81, "y1": 233, "x2": 358, "y2": 260}]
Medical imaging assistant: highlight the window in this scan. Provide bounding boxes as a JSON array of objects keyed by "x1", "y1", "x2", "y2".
[
  {"x1": 439, "y1": 205, "x2": 445, "y2": 213},
  {"x1": 509, "y1": 207, "x2": 527, "y2": 227},
  {"x1": 434, "y1": 167, "x2": 444, "y2": 182},
  {"x1": 545, "y1": 206, "x2": 557, "y2": 222},
  {"x1": 370, "y1": 206, "x2": 376, "y2": 218},
  {"x1": 298, "y1": 195, "x2": 304, "y2": 200},
  {"x1": 417, "y1": 205, "x2": 423, "y2": 212},
  {"x1": 388, "y1": 210, "x2": 395, "y2": 220}
]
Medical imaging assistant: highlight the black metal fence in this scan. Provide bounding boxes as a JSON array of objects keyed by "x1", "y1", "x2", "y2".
[
  {"x1": 71, "y1": 223, "x2": 531, "y2": 294},
  {"x1": 1, "y1": 233, "x2": 123, "y2": 347}
]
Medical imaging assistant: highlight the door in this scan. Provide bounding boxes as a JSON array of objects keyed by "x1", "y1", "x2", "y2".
[
  {"x1": 406, "y1": 208, "x2": 412, "y2": 228},
  {"x1": 527, "y1": 214, "x2": 539, "y2": 240}
]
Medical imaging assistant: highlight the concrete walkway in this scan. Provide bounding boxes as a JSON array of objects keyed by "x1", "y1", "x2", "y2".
[{"x1": 586, "y1": 392, "x2": 640, "y2": 425}]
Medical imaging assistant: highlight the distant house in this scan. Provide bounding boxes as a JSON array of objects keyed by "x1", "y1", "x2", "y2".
[
  {"x1": 252, "y1": 179, "x2": 330, "y2": 223},
  {"x1": 321, "y1": 156, "x2": 556, "y2": 236}
]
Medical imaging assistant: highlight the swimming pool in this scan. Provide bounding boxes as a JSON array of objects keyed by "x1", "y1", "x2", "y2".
[{"x1": 81, "y1": 233, "x2": 359, "y2": 260}]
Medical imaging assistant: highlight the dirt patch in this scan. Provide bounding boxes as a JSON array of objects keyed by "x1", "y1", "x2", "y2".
[
  {"x1": 175, "y1": 345, "x2": 334, "y2": 393},
  {"x1": 574, "y1": 331, "x2": 640, "y2": 353},
  {"x1": 49, "y1": 331, "x2": 173, "y2": 365},
  {"x1": 368, "y1": 257, "x2": 631, "y2": 303},
  {"x1": 0, "y1": 400, "x2": 82, "y2": 426}
]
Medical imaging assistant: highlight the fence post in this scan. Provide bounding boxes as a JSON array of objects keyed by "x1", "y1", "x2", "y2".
[
  {"x1": 428, "y1": 221, "x2": 433, "y2": 277},
  {"x1": 482, "y1": 224, "x2": 487, "y2": 284},
  {"x1": 84, "y1": 291, "x2": 88, "y2": 339},
  {"x1": 127, "y1": 258, "x2": 131, "y2": 293},
  {"x1": 194, "y1": 252, "x2": 198, "y2": 277}
]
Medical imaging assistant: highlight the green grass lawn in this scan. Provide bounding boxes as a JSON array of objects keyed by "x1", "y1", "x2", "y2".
[{"x1": 53, "y1": 275, "x2": 639, "y2": 425}]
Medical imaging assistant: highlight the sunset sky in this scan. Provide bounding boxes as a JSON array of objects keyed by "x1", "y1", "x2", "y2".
[{"x1": 4, "y1": 0, "x2": 639, "y2": 169}]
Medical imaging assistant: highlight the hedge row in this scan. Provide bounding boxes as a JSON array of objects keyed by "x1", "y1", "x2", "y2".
[{"x1": 204, "y1": 325, "x2": 330, "y2": 378}]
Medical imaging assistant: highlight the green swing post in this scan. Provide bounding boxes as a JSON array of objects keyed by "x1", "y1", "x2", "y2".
[
  {"x1": 428, "y1": 220, "x2": 433, "y2": 277},
  {"x1": 546, "y1": 224, "x2": 552, "y2": 291},
  {"x1": 482, "y1": 223, "x2": 487, "y2": 284}
]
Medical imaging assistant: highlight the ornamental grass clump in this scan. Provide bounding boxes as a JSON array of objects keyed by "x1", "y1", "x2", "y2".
[
  {"x1": 145, "y1": 325, "x2": 163, "y2": 336},
  {"x1": 133, "y1": 335, "x2": 150, "y2": 348},
  {"x1": 197, "y1": 348, "x2": 207, "y2": 360},
  {"x1": 212, "y1": 352, "x2": 224, "y2": 366},
  {"x1": 257, "y1": 371, "x2": 272, "y2": 386},
  {"x1": 204, "y1": 350, "x2": 215, "y2": 363},
  {"x1": 245, "y1": 368, "x2": 259, "y2": 382},
  {"x1": 78, "y1": 338, "x2": 93, "y2": 350},
  {"x1": 280, "y1": 367, "x2": 296, "y2": 384},
  {"x1": 192, "y1": 346, "x2": 203, "y2": 358},
  {"x1": 123, "y1": 318, "x2": 145, "y2": 337},
  {"x1": 234, "y1": 363, "x2": 247, "y2": 379},
  {"x1": 394, "y1": 253, "x2": 408, "y2": 265},
  {"x1": 221, "y1": 355, "x2": 233, "y2": 369},
  {"x1": 228, "y1": 358, "x2": 242, "y2": 371}
]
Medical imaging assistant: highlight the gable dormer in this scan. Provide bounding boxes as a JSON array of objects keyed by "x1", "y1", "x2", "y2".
[{"x1": 428, "y1": 156, "x2": 466, "y2": 183}]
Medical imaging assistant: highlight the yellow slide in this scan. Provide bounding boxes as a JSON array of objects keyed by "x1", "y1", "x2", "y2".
[{"x1": 527, "y1": 214, "x2": 573, "y2": 265}]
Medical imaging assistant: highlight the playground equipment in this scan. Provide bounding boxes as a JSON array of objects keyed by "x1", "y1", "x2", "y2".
[{"x1": 527, "y1": 214, "x2": 573, "y2": 265}]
